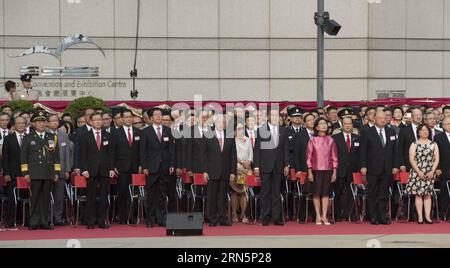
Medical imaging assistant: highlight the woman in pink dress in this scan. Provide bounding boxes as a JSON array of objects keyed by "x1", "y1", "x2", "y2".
[{"x1": 306, "y1": 118, "x2": 338, "y2": 225}]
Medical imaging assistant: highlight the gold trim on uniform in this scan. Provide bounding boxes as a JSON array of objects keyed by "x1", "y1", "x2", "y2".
[
  {"x1": 54, "y1": 164, "x2": 61, "y2": 172},
  {"x1": 21, "y1": 164, "x2": 28, "y2": 172}
]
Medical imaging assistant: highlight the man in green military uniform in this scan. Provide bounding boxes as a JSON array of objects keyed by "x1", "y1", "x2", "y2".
[{"x1": 21, "y1": 110, "x2": 60, "y2": 230}]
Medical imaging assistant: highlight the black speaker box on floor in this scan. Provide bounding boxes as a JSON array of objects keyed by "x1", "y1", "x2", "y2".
[{"x1": 166, "y1": 213, "x2": 203, "y2": 236}]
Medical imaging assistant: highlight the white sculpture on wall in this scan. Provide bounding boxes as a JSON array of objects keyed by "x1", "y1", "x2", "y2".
[
  {"x1": 8, "y1": 34, "x2": 105, "y2": 60},
  {"x1": 9, "y1": 34, "x2": 105, "y2": 78},
  {"x1": 8, "y1": 45, "x2": 60, "y2": 60},
  {"x1": 56, "y1": 34, "x2": 106, "y2": 57}
]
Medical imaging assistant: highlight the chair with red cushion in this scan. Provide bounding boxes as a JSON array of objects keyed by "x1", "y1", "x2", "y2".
[
  {"x1": 395, "y1": 171, "x2": 412, "y2": 222},
  {"x1": 180, "y1": 169, "x2": 193, "y2": 212},
  {"x1": 246, "y1": 174, "x2": 261, "y2": 223},
  {"x1": 295, "y1": 172, "x2": 309, "y2": 223},
  {"x1": 70, "y1": 175, "x2": 87, "y2": 226},
  {"x1": 13, "y1": 176, "x2": 30, "y2": 227},
  {"x1": 349, "y1": 172, "x2": 368, "y2": 223},
  {"x1": 190, "y1": 173, "x2": 207, "y2": 221},
  {"x1": 127, "y1": 174, "x2": 146, "y2": 225},
  {"x1": 283, "y1": 169, "x2": 298, "y2": 221}
]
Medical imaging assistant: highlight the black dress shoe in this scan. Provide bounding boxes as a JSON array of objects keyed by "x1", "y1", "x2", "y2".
[
  {"x1": 370, "y1": 220, "x2": 379, "y2": 225},
  {"x1": 87, "y1": 225, "x2": 95, "y2": 229},
  {"x1": 98, "y1": 224, "x2": 109, "y2": 229},
  {"x1": 209, "y1": 222, "x2": 218, "y2": 227},
  {"x1": 54, "y1": 221, "x2": 66, "y2": 226},
  {"x1": 28, "y1": 225, "x2": 38, "y2": 230},
  {"x1": 273, "y1": 221, "x2": 285, "y2": 226},
  {"x1": 262, "y1": 221, "x2": 269, "y2": 226},
  {"x1": 425, "y1": 219, "x2": 433, "y2": 224},
  {"x1": 158, "y1": 222, "x2": 166, "y2": 227},
  {"x1": 40, "y1": 224, "x2": 54, "y2": 230},
  {"x1": 379, "y1": 219, "x2": 391, "y2": 225},
  {"x1": 219, "y1": 222, "x2": 231, "y2": 226}
]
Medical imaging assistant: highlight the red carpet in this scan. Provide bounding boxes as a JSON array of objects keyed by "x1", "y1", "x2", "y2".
[{"x1": 1, "y1": 221, "x2": 449, "y2": 241}]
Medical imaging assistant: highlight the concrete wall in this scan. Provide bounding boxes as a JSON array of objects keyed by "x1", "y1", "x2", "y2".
[{"x1": 0, "y1": 0, "x2": 448, "y2": 101}]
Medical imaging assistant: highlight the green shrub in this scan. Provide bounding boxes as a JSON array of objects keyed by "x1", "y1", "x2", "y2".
[{"x1": 63, "y1": 96, "x2": 109, "y2": 118}]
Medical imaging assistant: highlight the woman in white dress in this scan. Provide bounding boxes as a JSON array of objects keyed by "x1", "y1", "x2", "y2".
[{"x1": 231, "y1": 122, "x2": 253, "y2": 223}]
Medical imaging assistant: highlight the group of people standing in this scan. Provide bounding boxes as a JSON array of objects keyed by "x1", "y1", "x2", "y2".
[{"x1": 0, "y1": 100, "x2": 449, "y2": 230}]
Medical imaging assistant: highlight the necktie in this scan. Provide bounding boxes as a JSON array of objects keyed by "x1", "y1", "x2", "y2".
[
  {"x1": 19, "y1": 134, "x2": 23, "y2": 147},
  {"x1": 39, "y1": 134, "x2": 44, "y2": 140},
  {"x1": 96, "y1": 131, "x2": 101, "y2": 150},
  {"x1": 379, "y1": 129, "x2": 385, "y2": 148},
  {"x1": 308, "y1": 131, "x2": 313, "y2": 139},
  {"x1": 127, "y1": 127, "x2": 132, "y2": 146},
  {"x1": 249, "y1": 132, "x2": 254, "y2": 148},
  {"x1": 346, "y1": 134, "x2": 351, "y2": 153},
  {"x1": 2, "y1": 130, "x2": 6, "y2": 138},
  {"x1": 295, "y1": 128, "x2": 299, "y2": 134},
  {"x1": 218, "y1": 131, "x2": 223, "y2": 152},
  {"x1": 156, "y1": 127, "x2": 162, "y2": 142}
]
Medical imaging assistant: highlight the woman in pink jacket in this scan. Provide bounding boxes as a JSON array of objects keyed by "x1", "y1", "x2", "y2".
[{"x1": 306, "y1": 118, "x2": 338, "y2": 225}]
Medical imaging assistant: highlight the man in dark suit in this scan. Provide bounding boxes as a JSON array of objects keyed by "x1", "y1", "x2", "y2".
[
  {"x1": 332, "y1": 114, "x2": 360, "y2": 221},
  {"x1": 360, "y1": 110, "x2": 399, "y2": 225},
  {"x1": 294, "y1": 113, "x2": 315, "y2": 176},
  {"x1": 140, "y1": 107, "x2": 175, "y2": 227},
  {"x1": 359, "y1": 107, "x2": 376, "y2": 137},
  {"x1": 202, "y1": 114, "x2": 237, "y2": 226},
  {"x1": 0, "y1": 112, "x2": 11, "y2": 142},
  {"x1": 112, "y1": 109, "x2": 142, "y2": 224},
  {"x1": 73, "y1": 108, "x2": 95, "y2": 176},
  {"x1": 185, "y1": 110, "x2": 209, "y2": 175},
  {"x1": 435, "y1": 117, "x2": 450, "y2": 219},
  {"x1": 294, "y1": 112, "x2": 315, "y2": 221},
  {"x1": 399, "y1": 107, "x2": 422, "y2": 173},
  {"x1": 102, "y1": 113, "x2": 113, "y2": 133},
  {"x1": 80, "y1": 112, "x2": 115, "y2": 229},
  {"x1": 437, "y1": 106, "x2": 450, "y2": 129},
  {"x1": 253, "y1": 108, "x2": 290, "y2": 226},
  {"x1": 113, "y1": 109, "x2": 123, "y2": 130},
  {"x1": 425, "y1": 111, "x2": 442, "y2": 141},
  {"x1": 245, "y1": 114, "x2": 257, "y2": 149},
  {"x1": 2, "y1": 116, "x2": 27, "y2": 228},
  {"x1": 183, "y1": 110, "x2": 209, "y2": 214},
  {"x1": 162, "y1": 109, "x2": 183, "y2": 213}
]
